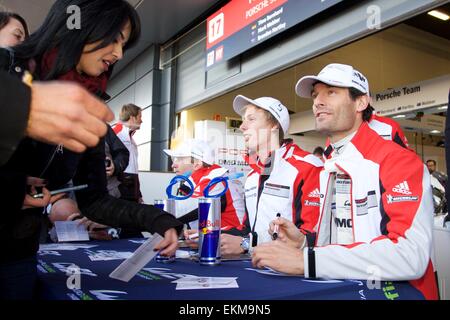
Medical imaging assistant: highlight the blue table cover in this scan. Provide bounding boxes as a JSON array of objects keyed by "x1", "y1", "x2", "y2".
[{"x1": 36, "y1": 238, "x2": 424, "y2": 300}]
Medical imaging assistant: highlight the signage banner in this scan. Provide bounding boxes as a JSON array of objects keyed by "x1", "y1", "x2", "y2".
[
  {"x1": 206, "y1": 0, "x2": 343, "y2": 69},
  {"x1": 373, "y1": 75, "x2": 450, "y2": 117}
]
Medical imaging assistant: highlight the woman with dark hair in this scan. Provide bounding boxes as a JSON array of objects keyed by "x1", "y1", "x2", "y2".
[
  {"x1": 0, "y1": 11, "x2": 29, "y2": 47},
  {"x1": 0, "y1": 0, "x2": 182, "y2": 299}
]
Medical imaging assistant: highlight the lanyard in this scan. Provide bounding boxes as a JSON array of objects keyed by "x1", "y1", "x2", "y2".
[
  {"x1": 166, "y1": 171, "x2": 244, "y2": 200},
  {"x1": 203, "y1": 172, "x2": 243, "y2": 198},
  {"x1": 166, "y1": 171, "x2": 194, "y2": 200}
]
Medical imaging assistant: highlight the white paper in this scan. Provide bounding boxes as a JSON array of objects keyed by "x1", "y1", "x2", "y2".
[
  {"x1": 175, "y1": 282, "x2": 239, "y2": 290},
  {"x1": 54, "y1": 221, "x2": 90, "y2": 242},
  {"x1": 172, "y1": 277, "x2": 237, "y2": 285},
  {"x1": 174, "y1": 277, "x2": 239, "y2": 290},
  {"x1": 39, "y1": 243, "x2": 97, "y2": 251},
  {"x1": 87, "y1": 250, "x2": 133, "y2": 261},
  {"x1": 109, "y1": 234, "x2": 163, "y2": 282},
  {"x1": 175, "y1": 250, "x2": 192, "y2": 259},
  {"x1": 128, "y1": 239, "x2": 149, "y2": 244}
]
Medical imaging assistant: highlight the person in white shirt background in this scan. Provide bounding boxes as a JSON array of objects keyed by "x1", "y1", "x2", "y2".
[{"x1": 113, "y1": 103, "x2": 143, "y2": 203}]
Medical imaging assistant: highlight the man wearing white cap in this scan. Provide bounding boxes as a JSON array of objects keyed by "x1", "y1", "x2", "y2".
[
  {"x1": 219, "y1": 95, "x2": 323, "y2": 256},
  {"x1": 300, "y1": 64, "x2": 410, "y2": 149},
  {"x1": 252, "y1": 63, "x2": 438, "y2": 300},
  {"x1": 163, "y1": 139, "x2": 246, "y2": 232}
]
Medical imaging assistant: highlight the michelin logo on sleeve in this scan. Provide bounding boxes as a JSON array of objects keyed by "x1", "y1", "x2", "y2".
[
  {"x1": 305, "y1": 200, "x2": 320, "y2": 207},
  {"x1": 387, "y1": 180, "x2": 418, "y2": 203},
  {"x1": 386, "y1": 194, "x2": 418, "y2": 204}
]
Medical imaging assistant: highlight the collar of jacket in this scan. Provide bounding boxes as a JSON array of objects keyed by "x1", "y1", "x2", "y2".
[
  {"x1": 117, "y1": 123, "x2": 137, "y2": 138},
  {"x1": 243, "y1": 139, "x2": 295, "y2": 175},
  {"x1": 324, "y1": 122, "x2": 375, "y2": 160},
  {"x1": 190, "y1": 164, "x2": 223, "y2": 185}
]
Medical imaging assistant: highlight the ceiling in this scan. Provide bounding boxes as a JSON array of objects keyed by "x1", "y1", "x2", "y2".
[
  {"x1": 405, "y1": 3, "x2": 450, "y2": 40},
  {"x1": 0, "y1": 0, "x2": 223, "y2": 73},
  {"x1": 187, "y1": 22, "x2": 450, "y2": 119}
]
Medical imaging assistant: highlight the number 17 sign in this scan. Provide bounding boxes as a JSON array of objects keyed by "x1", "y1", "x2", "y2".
[{"x1": 208, "y1": 12, "x2": 225, "y2": 44}]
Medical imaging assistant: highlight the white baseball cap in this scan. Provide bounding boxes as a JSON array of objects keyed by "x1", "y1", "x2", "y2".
[
  {"x1": 295, "y1": 63, "x2": 370, "y2": 98},
  {"x1": 163, "y1": 139, "x2": 215, "y2": 165},
  {"x1": 233, "y1": 95, "x2": 290, "y2": 135}
]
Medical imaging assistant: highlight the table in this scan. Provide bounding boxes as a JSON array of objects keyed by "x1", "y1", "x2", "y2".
[{"x1": 36, "y1": 238, "x2": 424, "y2": 300}]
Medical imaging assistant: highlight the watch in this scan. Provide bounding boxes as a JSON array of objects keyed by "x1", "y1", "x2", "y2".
[{"x1": 240, "y1": 237, "x2": 250, "y2": 253}]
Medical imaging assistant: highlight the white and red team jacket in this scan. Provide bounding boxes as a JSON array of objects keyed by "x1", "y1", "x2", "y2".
[
  {"x1": 242, "y1": 140, "x2": 323, "y2": 245},
  {"x1": 177, "y1": 164, "x2": 246, "y2": 230},
  {"x1": 325, "y1": 114, "x2": 410, "y2": 152},
  {"x1": 306, "y1": 122, "x2": 438, "y2": 300},
  {"x1": 369, "y1": 114, "x2": 410, "y2": 149},
  {"x1": 112, "y1": 123, "x2": 138, "y2": 174}
]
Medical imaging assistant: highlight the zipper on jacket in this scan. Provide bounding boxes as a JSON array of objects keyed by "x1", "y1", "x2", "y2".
[
  {"x1": 316, "y1": 173, "x2": 334, "y2": 245},
  {"x1": 335, "y1": 164, "x2": 356, "y2": 242},
  {"x1": 39, "y1": 144, "x2": 63, "y2": 178},
  {"x1": 251, "y1": 153, "x2": 275, "y2": 234}
]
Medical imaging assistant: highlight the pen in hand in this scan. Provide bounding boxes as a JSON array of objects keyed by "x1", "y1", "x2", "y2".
[
  {"x1": 32, "y1": 184, "x2": 88, "y2": 198},
  {"x1": 272, "y1": 213, "x2": 281, "y2": 240},
  {"x1": 187, "y1": 232, "x2": 199, "y2": 240}
]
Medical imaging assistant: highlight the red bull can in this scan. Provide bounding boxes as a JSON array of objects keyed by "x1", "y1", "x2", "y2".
[
  {"x1": 154, "y1": 199, "x2": 176, "y2": 216},
  {"x1": 198, "y1": 198, "x2": 221, "y2": 265}
]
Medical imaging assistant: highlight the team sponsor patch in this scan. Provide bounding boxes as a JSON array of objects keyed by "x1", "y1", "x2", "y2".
[
  {"x1": 386, "y1": 194, "x2": 418, "y2": 204},
  {"x1": 355, "y1": 197, "x2": 368, "y2": 216},
  {"x1": 355, "y1": 197, "x2": 367, "y2": 206},
  {"x1": 263, "y1": 183, "x2": 290, "y2": 198},
  {"x1": 367, "y1": 190, "x2": 377, "y2": 208},
  {"x1": 334, "y1": 217, "x2": 353, "y2": 228},
  {"x1": 245, "y1": 186, "x2": 257, "y2": 193},
  {"x1": 392, "y1": 181, "x2": 412, "y2": 195},
  {"x1": 336, "y1": 174, "x2": 351, "y2": 194},
  {"x1": 245, "y1": 186, "x2": 257, "y2": 198},
  {"x1": 304, "y1": 200, "x2": 320, "y2": 207},
  {"x1": 355, "y1": 191, "x2": 378, "y2": 216},
  {"x1": 308, "y1": 188, "x2": 321, "y2": 198}
]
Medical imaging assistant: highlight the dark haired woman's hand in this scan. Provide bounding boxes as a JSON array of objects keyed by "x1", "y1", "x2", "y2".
[
  {"x1": 22, "y1": 177, "x2": 65, "y2": 209},
  {"x1": 105, "y1": 156, "x2": 115, "y2": 177},
  {"x1": 154, "y1": 228, "x2": 179, "y2": 256},
  {"x1": 183, "y1": 229, "x2": 199, "y2": 249},
  {"x1": 27, "y1": 81, "x2": 114, "y2": 153}
]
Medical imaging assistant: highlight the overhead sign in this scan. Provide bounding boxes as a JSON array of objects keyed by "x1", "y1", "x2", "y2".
[
  {"x1": 397, "y1": 115, "x2": 445, "y2": 134},
  {"x1": 206, "y1": 0, "x2": 343, "y2": 69},
  {"x1": 372, "y1": 75, "x2": 450, "y2": 117}
]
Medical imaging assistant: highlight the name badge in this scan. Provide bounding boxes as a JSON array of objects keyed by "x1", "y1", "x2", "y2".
[
  {"x1": 263, "y1": 183, "x2": 290, "y2": 198},
  {"x1": 245, "y1": 186, "x2": 257, "y2": 198}
]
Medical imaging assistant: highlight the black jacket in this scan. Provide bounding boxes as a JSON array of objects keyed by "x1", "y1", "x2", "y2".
[
  {"x1": 0, "y1": 48, "x2": 183, "y2": 263},
  {"x1": 0, "y1": 71, "x2": 31, "y2": 165},
  {"x1": 0, "y1": 71, "x2": 30, "y2": 222},
  {"x1": 105, "y1": 124, "x2": 129, "y2": 176}
]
